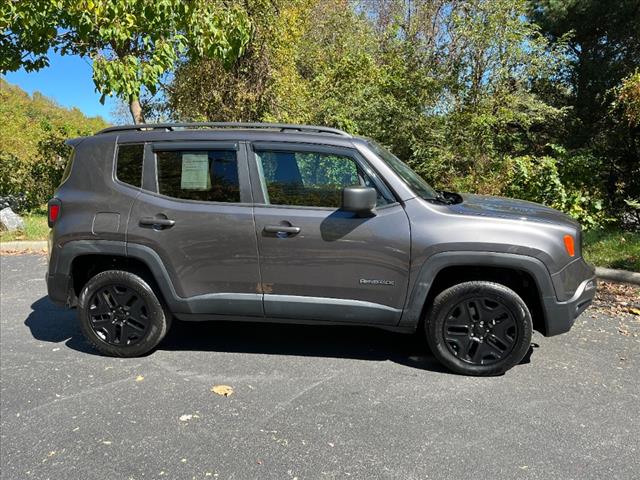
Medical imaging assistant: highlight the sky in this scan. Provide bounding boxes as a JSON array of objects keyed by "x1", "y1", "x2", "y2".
[{"x1": 3, "y1": 50, "x2": 118, "y2": 122}]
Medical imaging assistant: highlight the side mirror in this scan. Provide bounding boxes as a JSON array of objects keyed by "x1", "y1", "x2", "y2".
[{"x1": 342, "y1": 186, "x2": 377, "y2": 216}]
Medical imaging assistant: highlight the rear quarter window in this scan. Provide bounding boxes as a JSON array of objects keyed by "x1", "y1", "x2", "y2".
[
  {"x1": 59, "y1": 148, "x2": 75, "y2": 186},
  {"x1": 116, "y1": 144, "x2": 144, "y2": 187}
]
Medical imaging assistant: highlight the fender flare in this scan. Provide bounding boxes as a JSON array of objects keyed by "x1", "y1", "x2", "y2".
[{"x1": 398, "y1": 251, "x2": 557, "y2": 331}]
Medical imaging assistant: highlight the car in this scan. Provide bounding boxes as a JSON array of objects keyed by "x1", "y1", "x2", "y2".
[{"x1": 46, "y1": 122, "x2": 597, "y2": 375}]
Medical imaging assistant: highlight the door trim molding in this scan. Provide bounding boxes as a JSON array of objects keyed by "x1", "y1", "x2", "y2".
[{"x1": 264, "y1": 294, "x2": 402, "y2": 325}]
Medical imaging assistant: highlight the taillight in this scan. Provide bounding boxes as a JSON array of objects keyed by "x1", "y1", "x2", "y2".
[
  {"x1": 563, "y1": 234, "x2": 575, "y2": 257},
  {"x1": 48, "y1": 199, "x2": 61, "y2": 227}
]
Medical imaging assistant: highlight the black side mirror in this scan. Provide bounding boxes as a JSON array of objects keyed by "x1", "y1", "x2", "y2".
[{"x1": 342, "y1": 186, "x2": 377, "y2": 216}]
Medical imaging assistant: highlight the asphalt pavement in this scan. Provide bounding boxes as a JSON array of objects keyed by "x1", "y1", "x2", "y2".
[{"x1": 1, "y1": 254, "x2": 639, "y2": 480}]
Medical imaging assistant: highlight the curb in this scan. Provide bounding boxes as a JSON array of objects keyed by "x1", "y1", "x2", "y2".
[
  {"x1": 0, "y1": 240, "x2": 48, "y2": 252},
  {"x1": 595, "y1": 267, "x2": 640, "y2": 286},
  {"x1": 1, "y1": 240, "x2": 639, "y2": 286}
]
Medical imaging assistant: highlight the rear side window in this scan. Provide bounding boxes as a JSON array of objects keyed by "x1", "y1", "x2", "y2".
[
  {"x1": 156, "y1": 150, "x2": 240, "y2": 203},
  {"x1": 116, "y1": 144, "x2": 144, "y2": 187}
]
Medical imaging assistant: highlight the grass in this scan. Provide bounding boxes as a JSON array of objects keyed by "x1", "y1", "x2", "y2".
[
  {"x1": 1, "y1": 210, "x2": 638, "y2": 272},
  {"x1": 0, "y1": 212, "x2": 49, "y2": 242},
  {"x1": 583, "y1": 229, "x2": 640, "y2": 272}
]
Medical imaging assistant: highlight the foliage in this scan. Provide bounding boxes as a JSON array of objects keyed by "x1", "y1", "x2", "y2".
[
  {"x1": 3, "y1": 0, "x2": 637, "y2": 230},
  {"x1": 1, "y1": 0, "x2": 252, "y2": 122},
  {"x1": 529, "y1": 0, "x2": 640, "y2": 229},
  {"x1": 170, "y1": 0, "x2": 605, "y2": 221},
  {"x1": 583, "y1": 229, "x2": 640, "y2": 272},
  {"x1": 613, "y1": 70, "x2": 640, "y2": 128},
  {"x1": 0, "y1": 212, "x2": 49, "y2": 242},
  {"x1": 0, "y1": 79, "x2": 107, "y2": 211}
]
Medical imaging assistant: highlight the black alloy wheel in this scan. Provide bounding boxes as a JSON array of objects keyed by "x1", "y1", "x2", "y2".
[
  {"x1": 442, "y1": 296, "x2": 518, "y2": 365},
  {"x1": 425, "y1": 281, "x2": 533, "y2": 376},
  {"x1": 78, "y1": 270, "x2": 170, "y2": 357},
  {"x1": 87, "y1": 284, "x2": 150, "y2": 346}
]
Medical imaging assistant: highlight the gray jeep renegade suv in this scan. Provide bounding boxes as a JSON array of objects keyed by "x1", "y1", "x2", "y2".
[{"x1": 46, "y1": 122, "x2": 596, "y2": 375}]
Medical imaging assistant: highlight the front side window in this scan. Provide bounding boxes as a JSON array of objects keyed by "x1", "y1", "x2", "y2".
[
  {"x1": 256, "y1": 149, "x2": 390, "y2": 208},
  {"x1": 156, "y1": 150, "x2": 240, "y2": 203},
  {"x1": 116, "y1": 144, "x2": 144, "y2": 187}
]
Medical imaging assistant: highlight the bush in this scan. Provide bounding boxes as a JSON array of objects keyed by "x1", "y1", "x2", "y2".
[
  {"x1": 0, "y1": 132, "x2": 71, "y2": 212},
  {"x1": 0, "y1": 79, "x2": 107, "y2": 212},
  {"x1": 0, "y1": 193, "x2": 28, "y2": 212},
  {"x1": 505, "y1": 154, "x2": 609, "y2": 229}
]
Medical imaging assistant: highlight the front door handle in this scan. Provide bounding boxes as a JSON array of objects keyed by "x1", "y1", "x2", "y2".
[
  {"x1": 140, "y1": 217, "x2": 176, "y2": 228},
  {"x1": 264, "y1": 224, "x2": 301, "y2": 235}
]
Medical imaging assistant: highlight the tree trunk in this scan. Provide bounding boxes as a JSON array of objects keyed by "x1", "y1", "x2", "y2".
[{"x1": 129, "y1": 96, "x2": 145, "y2": 124}]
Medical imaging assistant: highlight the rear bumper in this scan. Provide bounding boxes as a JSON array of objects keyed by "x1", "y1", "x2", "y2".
[{"x1": 541, "y1": 275, "x2": 597, "y2": 336}]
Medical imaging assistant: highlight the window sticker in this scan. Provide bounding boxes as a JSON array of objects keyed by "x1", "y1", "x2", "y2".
[{"x1": 180, "y1": 153, "x2": 211, "y2": 190}]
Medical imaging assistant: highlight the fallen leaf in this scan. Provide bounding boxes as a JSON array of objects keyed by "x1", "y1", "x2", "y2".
[
  {"x1": 629, "y1": 307, "x2": 640, "y2": 316},
  {"x1": 211, "y1": 385, "x2": 234, "y2": 397},
  {"x1": 102, "y1": 441, "x2": 112, "y2": 445},
  {"x1": 135, "y1": 375, "x2": 144, "y2": 382},
  {"x1": 179, "y1": 414, "x2": 199, "y2": 422}
]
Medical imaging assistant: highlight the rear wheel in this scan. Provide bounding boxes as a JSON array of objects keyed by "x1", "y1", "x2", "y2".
[
  {"x1": 78, "y1": 270, "x2": 170, "y2": 357},
  {"x1": 425, "y1": 281, "x2": 532, "y2": 376}
]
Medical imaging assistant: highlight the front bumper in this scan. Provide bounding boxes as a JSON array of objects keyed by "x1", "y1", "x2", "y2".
[{"x1": 542, "y1": 275, "x2": 597, "y2": 336}]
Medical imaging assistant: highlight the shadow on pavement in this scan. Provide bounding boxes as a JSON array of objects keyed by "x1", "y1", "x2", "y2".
[
  {"x1": 25, "y1": 296, "x2": 95, "y2": 354},
  {"x1": 25, "y1": 296, "x2": 536, "y2": 373}
]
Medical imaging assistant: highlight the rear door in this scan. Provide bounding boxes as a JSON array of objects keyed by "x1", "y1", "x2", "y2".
[
  {"x1": 127, "y1": 141, "x2": 262, "y2": 316},
  {"x1": 248, "y1": 142, "x2": 412, "y2": 326}
]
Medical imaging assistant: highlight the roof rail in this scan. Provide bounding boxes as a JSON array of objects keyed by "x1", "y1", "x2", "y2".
[{"x1": 96, "y1": 122, "x2": 352, "y2": 137}]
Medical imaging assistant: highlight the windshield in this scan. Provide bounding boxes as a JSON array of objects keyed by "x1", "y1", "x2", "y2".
[{"x1": 367, "y1": 141, "x2": 438, "y2": 200}]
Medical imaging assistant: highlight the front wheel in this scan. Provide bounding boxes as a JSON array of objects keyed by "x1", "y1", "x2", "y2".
[
  {"x1": 425, "y1": 281, "x2": 533, "y2": 376},
  {"x1": 78, "y1": 270, "x2": 170, "y2": 357}
]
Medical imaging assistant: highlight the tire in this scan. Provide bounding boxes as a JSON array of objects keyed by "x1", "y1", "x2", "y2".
[
  {"x1": 78, "y1": 270, "x2": 170, "y2": 357},
  {"x1": 425, "y1": 281, "x2": 532, "y2": 376}
]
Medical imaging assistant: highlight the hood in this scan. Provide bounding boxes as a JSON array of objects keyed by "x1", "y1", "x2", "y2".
[{"x1": 448, "y1": 193, "x2": 579, "y2": 227}]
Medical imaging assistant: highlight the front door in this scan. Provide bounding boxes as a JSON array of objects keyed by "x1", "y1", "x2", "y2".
[
  {"x1": 127, "y1": 141, "x2": 262, "y2": 316},
  {"x1": 249, "y1": 142, "x2": 411, "y2": 325}
]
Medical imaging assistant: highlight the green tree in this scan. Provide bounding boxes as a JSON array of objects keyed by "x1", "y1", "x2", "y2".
[
  {"x1": 1, "y1": 0, "x2": 252, "y2": 123},
  {"x1": 0, "y1": 79, "x2": 108, "y2": 210},
  {"x1": 529, "y1": 0, "x2": 640, "y2": 227}
]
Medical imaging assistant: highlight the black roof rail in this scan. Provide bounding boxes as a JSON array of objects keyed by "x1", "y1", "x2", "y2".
[{"x1": 95, "y1": 122, "x2": 352, "y2": 137}]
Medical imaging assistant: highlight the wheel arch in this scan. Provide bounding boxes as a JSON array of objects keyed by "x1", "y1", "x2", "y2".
[
  {"x1": 70, "y1": 254, "x2": 162, "y2": 303},
  {"x1": 400, "y1": 251, "x2": 557, "y2": 335},
  {"x1": 54, "y1": 240, "x2": 177, "y2": 311}
]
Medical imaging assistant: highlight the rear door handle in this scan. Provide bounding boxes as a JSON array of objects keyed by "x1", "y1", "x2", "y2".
[
  {"x1": 140, "y1": 217, "x2": 176, "y2": 228},
  {"x1": 264, "y1": 225, "x2": 301, "y2": 234}
]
